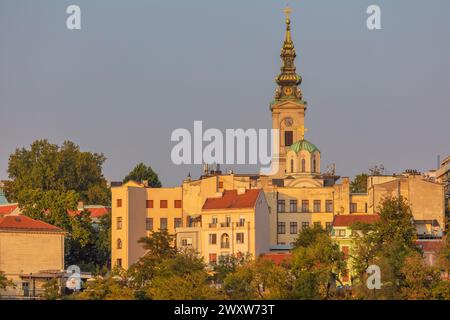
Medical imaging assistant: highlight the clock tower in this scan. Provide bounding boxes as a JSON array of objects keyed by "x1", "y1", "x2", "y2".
[{"x1": 270, "y1": 7, "x2": 308, "y2": 177}]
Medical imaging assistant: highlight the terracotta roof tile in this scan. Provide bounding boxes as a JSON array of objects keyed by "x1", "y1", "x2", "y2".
[
  {"x1": 0, "y1": 204, "x2": 18, "y2": 215},
  {"x1": 0, "y1": 215, "x2": 64, "y2": 232},
  {"x1": 68, "y1": 206, "x2": 110, "y2": 218},
  {"x1": 261, "y1": 253, "x2": 292, "y2": 265},
  {"x1": 202, "y1": 189, "x2": 261, "y2": 210},
  {"x1": 333, "y1": 214, "x2": 380, "y2": 227}
]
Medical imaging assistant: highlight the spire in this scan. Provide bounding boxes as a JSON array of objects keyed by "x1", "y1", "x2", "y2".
[{"x1": 274, "y1": 6, "x2": 303, "y2": 102}]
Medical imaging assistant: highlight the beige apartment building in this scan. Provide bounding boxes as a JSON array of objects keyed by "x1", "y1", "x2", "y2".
[
  {"x1": 111, "y1": 9, "x2": 446, "y2": 269},
  {"x1": 0, "y1": 215, "x2": 65, "y2": 297}
]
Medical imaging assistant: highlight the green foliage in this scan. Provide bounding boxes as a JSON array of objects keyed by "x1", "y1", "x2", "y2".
[
  {"x1": 223, "y1": 259, "x2": 293, "y2": 300},
  {"x1": 123, "y1": 163, "x2": 162, "y2": 187},
  {"x1": 291, "y1": 233, "x2": 346, "y2": 299},
  {"x1": 0, "y1": 271, "x2": 14, "y2": 290},
  {"x1": 293, "y1": 224, "x2": 328, "y2": 249},
  {"x1": 350, "y1": 173, "x2": 368, "y2": 194},
  {"x1": 213, "y1": 253, "x2": 252, "y2": 283},
  {"x1": 5, "y1": 140, "x2": 109, "y2": 205},
  {"x1": 42, "y1": 279, "x2": 61, "y2": 300},
  {"x1": 4, "y1": 140, "x2": 111, "y2": 272}
]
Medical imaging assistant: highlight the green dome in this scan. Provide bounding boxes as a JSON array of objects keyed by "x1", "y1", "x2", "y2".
[{"x1": 288, "y1": 139, "x2": 320, "y2": 154}]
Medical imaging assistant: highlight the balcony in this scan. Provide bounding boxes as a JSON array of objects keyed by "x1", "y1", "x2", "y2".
[
  {"x1": 208, "y1": 223, "x2": 218, "y2": 228},
  {"x1": 221, "y1": 242, "x2": 230, "y2": 249},
  {"x1": 235, "y1": 222, "x2": 246, "y2": 228},
  {"x1": 220, "y1": 222, "x2": 231, "y2": 228}
]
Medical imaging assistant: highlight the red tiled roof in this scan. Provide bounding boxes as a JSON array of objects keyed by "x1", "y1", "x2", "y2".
[
  {"x1": 261, "y1": 253, "x2": 292, "y2": 265},
  {"x1": 0, "y1": 204, "x2": 18, "y2": 215},
  {"x1": 68, "y1": 207, "x2": 110, "y2": 218},
  {"x1": 0, "y1": 215, "x2": 64, "y2": 232},
  {"x1": 202, "y1": 189, "x2": 261, "y2": 210},
  {"x1": 333, "y1": 214, "x2": 380, "y2": 227},
  {"x1": 416, "y1": 240, "x2": 445, "y2": 253}
]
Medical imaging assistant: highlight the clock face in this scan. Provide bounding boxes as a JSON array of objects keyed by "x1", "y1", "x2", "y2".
[
  {"x1": 283, "y1": 87, "x2": 293, "y2": 96},
  {"x1": 284, "y1": 117, "x2": 293, "y2": 127}
]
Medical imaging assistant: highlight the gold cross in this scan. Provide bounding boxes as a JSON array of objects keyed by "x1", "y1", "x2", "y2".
[
  {"x1": 284, "y1": 6, "x2": 293, "y2": 19},
  {"x1": 298, "y1": 125, "x2": 308, "y2": 140}
]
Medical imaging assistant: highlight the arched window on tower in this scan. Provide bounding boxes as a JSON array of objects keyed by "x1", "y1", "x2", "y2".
[
  {"x1": 290, "y1": 159, "x2": 294, "y2": 173},
  {"x1": 312, "y1": 156, "x2": 317, "y2": 173},
  {"x1": 301, "y1": 158, "x2": 306, "y2": 173},
  {"x1": 117, "y1": 238, "x2": 122, "y2": 249}
]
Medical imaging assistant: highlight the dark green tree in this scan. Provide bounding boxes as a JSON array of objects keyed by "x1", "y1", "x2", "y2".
[
  {"x1": 123, "y1": 163, "x2": 162, "y2": 187},
  {"x1": 350, "y1": 173, "x2": 368, "y2": 194}
]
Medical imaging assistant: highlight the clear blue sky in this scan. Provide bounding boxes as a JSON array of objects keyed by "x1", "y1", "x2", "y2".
[{"x1": 1, "y1": 0, "x2": 449, "y2": 186}]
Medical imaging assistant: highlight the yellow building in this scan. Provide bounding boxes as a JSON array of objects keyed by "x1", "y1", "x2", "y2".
[
  {"x1": 176, "y1": 189, "x2": 270, "y2": 264},
  {"x1": 0, "y1": 215, "x2": 65, "y2": 297},
  {"x1": 111, "y1": 8, "x2": 446, "y2": 269}
]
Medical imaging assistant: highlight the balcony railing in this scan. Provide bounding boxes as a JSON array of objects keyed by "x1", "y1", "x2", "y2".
[
  {"x1": 221, "y1": 242, "x2": 230, "y2": 249},
  {"x1": 236, "y1": 222, "x2": 246, "y2": 228},
  {"x1": 220, "y1": 222, "x2": 231, "y2": 228},
  {"x1": 208, "y1": 223, "x2": 218, "y2": 228}
]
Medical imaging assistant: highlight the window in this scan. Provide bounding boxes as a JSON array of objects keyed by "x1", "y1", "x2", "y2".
[
  {"x1": 146, "y1": 200, "x2": 153, "y2": 208},
  {"x1": 146, "y1": 218, "x2": 153, "y2": 231},
  {"x1": 290, "y1": 222, "x2": 298, "y2": 234},
  {"x1": 160, "y1": 200, "x2": 168, "y2": 208},
  {"x1": 181, "y1": 237, "x2": 193, "y2": 247},
  {"x1": 313, "y1": 200, "x2": 321, "y2": 213},
  {"x1": 350, "y1": 203, "x2": 357, "y2": 213},
  {"x1": 290, "y1": 159, "x2": 294, "y2": 173},
  {"x1": 160, "y1": 218, "x2": 168, "y2": 230},
  {"x1": 312, "y1": 157, "x2": 317, "y2": 173},
  {"x1": 277, "y1": 222, "x2": 286, "y2": 234},
  {"x1": 174, "y1": 218, "x2": 182, "y2": 228},
  {"x1": 116, "y1": 259, "x2": 122, "y2": 268},
  {"x1": 326, "y1": 200, "x2": 333, "y2": 213},
  {"x1": 209, "y1": 233, "x2": 217, "y2": 245},
  {"x1": 285, "y1": 131, "x2": 293, "y2": 146},
  {"x1": 116, "y1": 217, "x2": 122, "y2": 230},
  {"x1": 301, "y1": 200, "x2": 309, "y2": 213},
  {"x1": 117, "y1": 238, "x2": 122, "y2": 249},
  {"x1": 314, "y1": 222, "x2": 321, "y2": 228},
  {"x1": 236, "y1": 232, "x2": 245, "y2": 244},
  {"x1": 335, "y1": 229, "x2": 346, "y2": 237},
  {"x1": 365, "y1": 203, "x2": 368, "y2": 213},
  {"x1": 290, "y1": 200, "x2": 297, "y2": 213},
  {"x1": 326, "y1": 222, "x2": 332, "y2": 231},
  {"x1": 238, "y1": 217, "x2": 246, "y2": 227},
  {"x1": 221, "y1": 234, "x2": 230, "y2": 249},
  {"x1": 174, "y1": 200, "x2": 182, "y2": 208},
  {"x1": 218, "y1": 181, "x2": 224, "y2": 188},
  {"x1": 209, "y1": 253, "x2": 217, "y2": 264},
  {"x1": 302, "y1": 222, "x2": 309, "y2": 230},
  {"x1": 116, "y1": 199, "x2": 122, "y2": 208},
  {"x1": 277, "y1": 200, "x2": 286, "y2": 213},
  {"x1": 301, "y1": 159, "x2": 306, "y2": 173}
]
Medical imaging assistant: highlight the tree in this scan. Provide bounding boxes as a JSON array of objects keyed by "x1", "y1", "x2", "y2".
[
  {"x1": 350, "y1": 173, "x2": 368, "y2": 194},
  {"x1": 5, "y1": 140, "x2": 109, "y2": 205},
  {"x1": 123, "y1": 163, "x2": 162, "y2": 187},
  {"x1": 293, "y1": 224, "x2": 328, "y2": 249},
  {"x1": 291, "y1": 232, "x2": 346, "y2": 299},
  {"x1": 351, "y1": 196, "x2": 420, "y2": 299},
  {"x1": 42, "y1": 279, "x2": 61, "y2": 300},
  {"x1": 369, "y1": 164, "x2": 385, "y2": 176},
  {"x1": 74, "y1": 273, "x2": 135, "y2": 300},
  {"x1": 4, "y1": 140, "x2": 111, "y2": 272},
  {"x1": 0, "y1": 271, "x2": 14, "y2": 291},
  {"x1": 223, "y1": 259, "x2": 293, "y2": 300}
]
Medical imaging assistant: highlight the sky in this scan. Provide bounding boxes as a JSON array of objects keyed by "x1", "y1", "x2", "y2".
[{"x1": 0, "y1": 0, "x2": 449, "y2": 187}]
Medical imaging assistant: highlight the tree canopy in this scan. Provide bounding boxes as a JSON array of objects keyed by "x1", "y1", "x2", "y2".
[{"x1": 123, "y1": 163, "x2": 162, "y2": 187}]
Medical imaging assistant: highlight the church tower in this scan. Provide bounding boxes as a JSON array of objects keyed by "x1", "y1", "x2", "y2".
[{"x1": 270, "y1": 7, "x2": 307, "y2": 177}]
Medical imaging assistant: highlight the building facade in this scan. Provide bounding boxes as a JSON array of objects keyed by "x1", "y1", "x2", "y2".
[{"x1": 111, "y1": 9, "x2": 447, "y2": 269}]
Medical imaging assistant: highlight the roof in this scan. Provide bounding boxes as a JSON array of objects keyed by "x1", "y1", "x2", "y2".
[
  {"x1": 68, "y1": 206, "x2": 110, "y2": 219},
  {"x1": 0, "y1": 215, "x2": 64, "y2": 233},
  {"x1": 289, "y1": 139, "x2": 320, "y2": 154},
  {"x1": 202, "y1": 189, "x2": 261, "y2": 210},
  {"x1": 333, "y1": 214, "x2": 380, "y2": 227},
  {"x1": 0, "y1": 204, "x2": 19, "y2": 215},
  {"x1": 261, "y1": 253, "x2": 292, "y2": 265},
  {"x1": 416, "y1": 240, "x2": 445, "y2": 253}
]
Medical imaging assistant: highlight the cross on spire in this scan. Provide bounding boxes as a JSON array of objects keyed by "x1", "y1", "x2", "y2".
[{"x1": 298, "y1": 125, "x2": 308, "y2": 140}]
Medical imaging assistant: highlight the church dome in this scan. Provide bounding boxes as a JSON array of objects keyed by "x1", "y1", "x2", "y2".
[{"x1": 289, "y1": 139, "x2": 320, "y2": 154}]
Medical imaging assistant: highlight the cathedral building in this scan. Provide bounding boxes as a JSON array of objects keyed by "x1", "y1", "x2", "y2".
[{"x1": 111, "y1": 8, "x2": 446, "y2": 269}]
